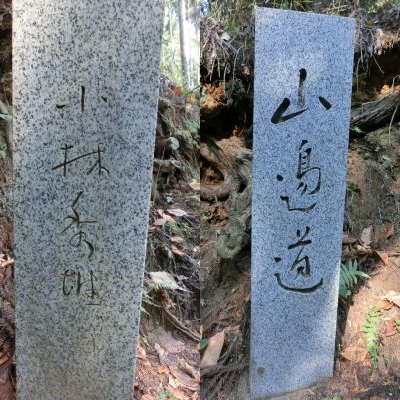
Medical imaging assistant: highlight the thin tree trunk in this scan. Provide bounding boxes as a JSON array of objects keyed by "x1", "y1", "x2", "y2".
[{"x1": 178, "y1": 0, "x2": 189, "y2": 88}]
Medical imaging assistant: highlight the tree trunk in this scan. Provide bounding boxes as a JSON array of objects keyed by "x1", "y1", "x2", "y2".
[
  {"x1": 351, "y1": 90, "x2": 400, "y2": 132},
  {"x1": 178, "y1": 0, "x2": 189, "y2": 88}
]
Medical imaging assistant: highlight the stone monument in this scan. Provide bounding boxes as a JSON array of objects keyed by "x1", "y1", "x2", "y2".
[
  {"x1": 13, "y1": 2, "x2": 164, "y2": 399},
  {"x1": 251, "y1": 7, "x2": 355, "y2": 399}
]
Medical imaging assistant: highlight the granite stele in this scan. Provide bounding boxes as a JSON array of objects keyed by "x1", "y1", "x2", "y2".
[
  {"x1": 251, "y1": 8, "x2": 355, "y2": 399},
  {"x1": 13, "y1": 2, "x2": 163, "y2": 399}
]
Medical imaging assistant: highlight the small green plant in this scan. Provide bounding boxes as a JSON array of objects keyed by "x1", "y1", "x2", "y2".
[
  {"x1": 0, "y1": 113, "x2": 12, "y2": 121},
  {"x1": 362, "y1": 306, "x2": 383, "y2": 372},
  {"x1": 0, "y1": 143, "x2": 7, "y2": 160},
  {"x1": 141, "y1": 291, "x2": 158, "y2": 315},
  {"x1": 140, "y1": 281, "x2": 171, "y2": 315},
  {"x1": 394, "y1": 319, "x2": 400, "y2": 332},
  {"x1": 158, "y1": 385, "x2": 178, "y2": 400},
  {"x1": 350, "y1": 125, "x2": 363, "y2": 135},
  {"x1": 380, "y1": 155, "x2": 394, "y2": 171},
  {"x1": 200, "y1": 338, "x2": 208, "y2": 351},
  {"x1": 346, "y1": 181, "x2": 360, "y2": 194},
  {"x1": 339, "y1": 259, "x2": 369, "y2": 299}
]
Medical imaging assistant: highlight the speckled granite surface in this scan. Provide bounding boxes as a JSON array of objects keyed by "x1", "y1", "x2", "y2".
[
  {"x1": 251, "y1": 8, "x2": 355, "y2": 399},
  {"x1": 13, "y1": 2, "x2": 163, "y2": 399}
]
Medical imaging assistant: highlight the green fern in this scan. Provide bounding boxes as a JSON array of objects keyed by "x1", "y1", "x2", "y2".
[
  {"x1": 362, "y1": 306, "x2": 383, "y2": 372},
  {"x1": 141, "y1": 274, "x2": 178, "y2": 315},
  {"x1": 339, "y1": 259, "x2": 369, "y2": 298},
  {"x1": 150, "y1": 281, "x2": 174, "y2": 292}
]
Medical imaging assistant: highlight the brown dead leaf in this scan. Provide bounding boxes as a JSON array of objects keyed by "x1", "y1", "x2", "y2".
[
  {"x1": 157, "y1": 364, "x2": 170, "y2": 375},
  {"x1": 374, "y1": 250, "x2": 389, "y2": 265},
  {"x1": 342, "y1": 233, "x2": 358, "y2": 244},
  {"x1": 137, "y1": 345, "x2": 147, "y2": 360},
  {"x1": 379, "y1": 320, "x2": 398, "y2": 337},
  {"x1": 171, "y1": 244, "x2": 185, "y2": 257},
  {"x1": 340, "y1": 345, "x2": 368, "y2": 363},
  {"x1": 377, "y1": 299, "x2": 394, "y2": 311},
  {"x1": 154, "y1": 215, "x2": 173, "y2": 226},
  {"x1": 381, "y1": 290, "x2": 400, "y2": 308},
  {"x1": 170, "y1": 236, "x2": 184, "y2": 244},
  {"x1": 173, "y1": 86, "x2": 183, "y2": 96},
  {"x1": 189, "y1": 180, "x2": 200, "y2": 191},
  {"x1": 169, "y1": 365, "x2": 199, "y2": 391},
  {"x1": 157, "y1": 209, "x2": 164, "y2": 217},
  {"x1": 167, "y1": 208, "x2": 187, "y2": 217},
  {"x1": 200, "y1": 330, "x2": 225, "y2": 368}
]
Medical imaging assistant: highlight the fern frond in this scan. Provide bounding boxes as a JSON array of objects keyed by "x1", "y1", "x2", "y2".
[
  {"x1": 339, "y1": 259, "x2": 369, "y2": 299},
  {"x1": 362, "y1": 306, "x2": 383, "y2": 372},
  {"x1": 150, "y1": 281, "x2": 174, "y2": 292}
]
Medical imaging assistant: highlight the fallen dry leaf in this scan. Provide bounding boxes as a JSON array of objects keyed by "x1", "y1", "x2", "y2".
[
  {"x1": 381, "y1": 290, "x2": 400, "y2": 308},
  {"x1": 374, "y1": 250, "x2": 389, "y2": 265},
  {"x1": 189, "y1": 180, "x2": 200, "y2": 191},
  {"x1": 379, "y1": 320, "x2": 398, "y2": 337},
  {"x1": 340, "y1": 345, "x2": 368, "y2": 363},
  {"x1": 170, "y1": 236, "x2": 184, "y2": 244},
  {"x1": 360, "y1": 226, "x2": 373, "y2": 248},
  {"x1": 136, "y1": 345, "x2": 147, "y2": 360},
  {"x1": 169, "y1": 365, "x2": 199, "y2": 390},
  {"x1": 200, "y1": 330, "x2": 225, "y2": 368},
  {"x1": 377, "y1": 299, "x2": 394, "y2": 311},
  {"x1": 171, "y1": 244, "x2": 185, "y2": 257},
  {"x1": 154, "y1": 214, "x2": 174, "y2": 226},
  {"x1": 157, "y1": 365, "x2": 170, "y2": 375},
  {"x1": 167, "y1": 208, "x2": 187, "y2": 217},
  {"x1": 342, "y1": 233, "x2": 358, "y2": 244}
]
